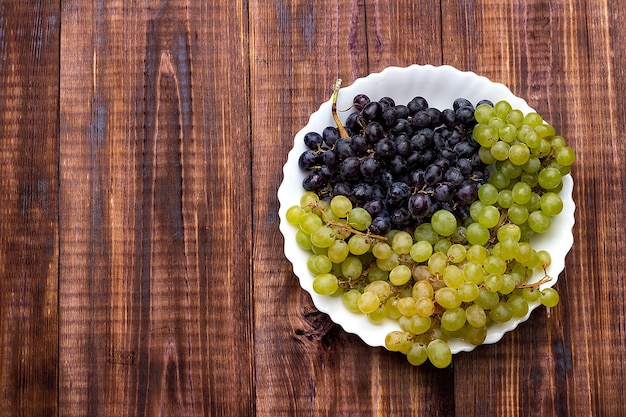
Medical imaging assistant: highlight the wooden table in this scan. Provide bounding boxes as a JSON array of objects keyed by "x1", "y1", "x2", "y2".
[{"x1": 1, "y1": 1, "x2": 624, "y2": 416}]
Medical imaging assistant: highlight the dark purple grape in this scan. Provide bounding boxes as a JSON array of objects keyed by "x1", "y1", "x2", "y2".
[
  {"x1": 395, "y1": 136, "x2": 413, "y2": 156},
  {"x1": 433, "y1": 158, "x2": 450, "y2": 171},
  {"x1": 333, "y1": 182, "x2": 352, "y2": 198},
  {"x1": 387, "y1": 181, "x2": 411, "y2": 205},
  {"x1": 414, "y1": 148, "x2": 434, "y2": 166},
  {"x1": 453, "y1": 141, "x2": 475, "y2": 158},
  {"x1": 302, "y1": 172, "x2": 325, "y2": 191},
  {"x1": 323, "y1": 149, "x2": 340, "y2": 169},
  {"x1": 335, "y1": 138, "x2": 355, "y2": 159},
  {"x1": 389, "y1": 119, "x2": 412, "y2": 135},
  {"x1": 457, "y1": 158, "x2": 473, "y2": 175},
  {"x1": 411, "y1": 130, "x2": 432, "y2": 150},
  {"x1": 382, "y1": 107, "x2": 398, "y2": 127},
  {"x1": 410, "y1": 111, "x2": 431, "y2": 129},
  {"x1": 353, "y1": 94, "x2": 370, "y2": 111},
  {"x1": 432, "y1": 131, "x2": 447, "y2": 149},
  {"x1": 408, "y1": 96, "x2": 428, "y2": 113},
  {"x1": 370, "y1": 216, "x2": 391, "y2": 235},
  {"x1": 362, "y1": 101, "x2": 383, "y2": 122},
  {"x1": 298, "y1": 150, "x2": 320, "y2": 170},
  {"x1": 391, "y1": 207, "x2": 411, "y2": 225},
  {"x1": 424, "y1": 164, "x2": 443, "y2": 185},
  {"x1": 426, "y1": 108, "x2": 442, "y2": 126},
  {"x1": 304, "y1": 132, "x2": 323, "y2": 150},
  {"x1": 453, "y1": 98, "x2": 473, "y2": 111},
  {"x1": 477, "y1": 99, "x2": 493, "y2": 107},
  {"x1": 455, "y1": 182, "x2": 478, "y2": 205},
  {"x1": 376, "y1": 138, "x2": 396, "y2": 159},
  {"x1": 440, "y1": 148, "x2": 457, "y2": 163},
  {"x1": 445, "y1": 166, "x2": 465, "y2": 186},
  {"x1": 350, "y1": 134, "x2": 369, "y2": 155},
  {"x1": 364, "y1": 121, "x2": 385, "y2": 143},
  {"x1": 322, "y1": 126, "x2": 340, "y2": 147},
  {"x1": 371, "y1": 184, "x2": 386, "y2": 200},
  {"x1": 352, "y1": 183, "x2": 373, "y2": 204},
  {"x1": 409, "y1": 169, "x2": 426, "y2": 188},
  {"x1": 345, "y1": 112, "x2": 361, "y2": 133},
  {"x1": 441, "y1": 108, "x2": 457, "y2": 128},
  {"x1": 456, "y1": 105, "x2": 475, "y2": 126},
  {"x1": 340, "y1": 156, "x2": 361, "y2": 181},
  {"x1": 362, "y1": 198, "x2": 385, "y2": 217},
  {"x1": 316, "y1": 165, "x2": 333, "y2": 180},
  {"x1": 358, "y1": 157, "x2": 379, "y2": 180},
  {"x1": 447, "y1": 130, "x2": 463, "y2": 147},
  {"x1": 433, "y1": 182, "x2": 455, "y2": 202},
  {"x1": 408, "y1": 192, "x2": 431, "y2": 218},
  {"x1": 379, "y1": 96, "x2": 396, "y2": 110},
  {"x1": 387, "y1": 155, "x2": 407, "y2": 175},
  {"x1": 394, "y1": 105, "x2": 410, "y2": 120}
]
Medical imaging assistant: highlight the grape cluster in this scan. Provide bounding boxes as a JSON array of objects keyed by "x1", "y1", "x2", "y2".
[
  {"x1": 298, "y1": 95, "x2": 491, "y2": 235},
  {"x1": 288, "y1": 96, "x2": 575, "y2": 368}
]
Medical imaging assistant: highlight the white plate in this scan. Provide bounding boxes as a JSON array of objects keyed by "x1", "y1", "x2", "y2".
[{"x1": 278, "y1": 64, "x2": 575, "y2": 354}]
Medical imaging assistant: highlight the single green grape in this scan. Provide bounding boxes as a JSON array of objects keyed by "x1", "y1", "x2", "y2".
[
  {"x1": 347, "y1": 234, "x2": 371, "y2": 255},
  {"x1": 441, "y1": 307, "x2": 467, "y2": 332},
  {"x1": 427, "y1": 339, "x2": 452, "y2": 368},
  {"x1": 465, "y1": 304, "x2": 487, "y2": 328},
  {"x1": 406, "y1": 342, "x2": 429, "y2": 366},
  {"x1": 329, "y1": 195, "x2": 352, "y2": 218},
  {"x1": 389, "y1": 264, "x2": 412, "y2": 286},
  {"x1": 312, "y1": 273, "x2": 339, "y2": 296},
  {"x1": 540, "y1": 287, "x2": 560, "y2": 307},
  {"x1": 478, "y1": 183, "x2": 499, "y2": 205},
  {"x1": 410, "y1": 240, "x2": 433, "y2": 263},
  {"x1": 431, "y1": 209, "x2": 457, "y2": 237}
]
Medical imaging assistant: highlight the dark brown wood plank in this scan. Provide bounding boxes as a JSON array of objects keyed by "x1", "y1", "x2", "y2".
[
  {"x1": 58, "y1": 1, "x2": 252, "y2": 415},
  {"x1": 0, "y1": 2, "x2": 60, "y2": 416}
]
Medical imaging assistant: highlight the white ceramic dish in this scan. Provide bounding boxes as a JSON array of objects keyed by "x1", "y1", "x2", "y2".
[{"x1": 278, "y1": 64, "x2": 575, "y2": 354}]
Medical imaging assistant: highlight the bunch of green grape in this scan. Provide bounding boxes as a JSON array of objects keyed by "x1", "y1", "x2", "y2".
[{"x1": 285, "y1": 100, "x2": 574, "y2": 368}]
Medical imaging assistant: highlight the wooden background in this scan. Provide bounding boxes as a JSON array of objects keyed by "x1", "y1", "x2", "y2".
[{"x1": 1, "y1": 0, "x2": 624, "y2": 416}]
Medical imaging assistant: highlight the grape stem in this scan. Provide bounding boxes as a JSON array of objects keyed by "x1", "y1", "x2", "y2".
[
  {"x1": 515, "y1": 273, "x2": 553, "y2": 289},
  {"x1": 332, "y1": 78, "x2": 350, "y2": 139}
]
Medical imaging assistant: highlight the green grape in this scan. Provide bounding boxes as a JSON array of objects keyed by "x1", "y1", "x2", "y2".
[
  {"x1": 483, "y1": 273, "x2": 503, "y2": 292},
  {"x1": 347, "y1": 234, "x2": 371, "y2": 255},
  {"x1": 489, "y1": 171, "x2": 510, "y2": 189},
  {"x1": 433, "y1": 238, "x2": 452, "y2": 254},
  {"x1": 409, "y1": 315, "x2": 432, "y2": 335},
  {"x1": 540, "y1": 287, "x2": 560, "y2": 307},
  {"x1": 489, "y1": 301, "x2": 513, "y2": 322},
  {"x1": 428, "y1": 252, "x2": 449, "y2": 275},
  {"x1": 330, "y1": 195, "x2": 352, "y2": 218},
  {"x1": 531, "y1": 138, "x2": 552, "y2": 158},
  {"x1": 431, "y1": 210, "x2": 457, "y2": 237},
  {"x1": 427, "y1": 339, "x2": 452, "y2": 368},
  {"x1": 515, "y1": 242, "x2": 534, "y2": 264},
  {"x1": 523, "y1": 112, "x2": 543, "y2": 127},
  {"x1": 412, "y1": 280, "x2": 434, "y2": 299},
  {"x1": 508, "y1": 143, "x2": 531, "y2": 165},
  {"x1": 358, "y1": 291, "x2": 381, "y2": 314},
  {"x1": 368, "y1": 305, "x2": 387, "y2": 324},
  {"x1": 385, "y1": 331, "x2": 412, "y2": 353},
  {"x1": 526, "y1": 193, "x2": 541, "y2": 212},
  {"x1": 295, "y1": 229, "x2": 313, "y2": 251},
  {"x1": 465, "y1": 304, "x2": 487, "y2": 328},
  {"x1": 521, "y1": 287, "x2": 541, "y2": 302},
  {"x1": 550, "y1": 135, "x2": 567, "y2": 149},
  {"x1": 466, "y1": 222, "x2": 490, "y2": 246},
  {"x1": 415, "y1": 297, "x2": 435, "y2": 317},
  {"x1": 435, "y1": 287, "x2": 462, "y2": 309},
  {"x1": 310, "y1": 225, "x2": 335, "y2": 248},
  {"x1": 506, "y1": 109, "x2": 524, "y2": 127},
  {"x1": 494, "y1": 100, "x2": 513, "y2": 119},
  {"x1": 488, "y1": 116, "x2": 506, "y2": 131},
  {"x1": 537, "y1": 250, "x2": 552, "y2": 268},
  {"x1": 479, "y1": 146, "x2": 497, "y2": 164},
  {"x1": 512, "y1": 182, "x2": 532, "y2": 205},
  {"x1": 470, "y1": 200, "x2": 485, "y2": 222},
  {"x1": 327, "y1": 240, "x2": 349, "y2": 264},
  {"x1": 311, "y1": 244, "x2": 328, "y2": 256},
  {"x1": 451, "y1": 226, "x2": 468, "y2": 244},
  {"x1": 376, "y1": 252, "x2": 400, "y2": 271},
  {"x1": 341, "y1": 256, "x2": 363, "y2": 279},
  {"x1": 507, "y1": 294, "x2": 529, "y2": 317},
  {"x1": 441, "y1": 307, "x2": 467, "y2": 332},
  {"x1": 499, "y1": 273, "x2": 517, "y2": 294},
  {"x1": 396, "y1": 297, "x2": 418, "y2": 317},
  {"x1": 520, "y1": 171, "x2": 539, "y2": 187},
  {"x1": 312, "y1": 273, "x2": 339, "y2": 295},
  {"x1": 508, "y1": 204, "x2": 529, "y2": 225},
  {"x1": 518, "y1": 124, "x2": 538, "y2": 145},
  {"x1": 467, "y1": 245, "x2": 489, "y2": 264},
  {"x1": 414, "y1": 223, "x2": 439, "y2": 244},
  {"x1": 499, "y1": 160, "x2": 524, "y2": 179},
  {"x1": 478, "y1": 183, "x2": 499, "y2": 205},
  {"x1": 522, "y1": 155, "x2": 542, "y2": 173},
  {"x1": 534, "y1": 123, "x2": 555, "y2": 138},
  {"x1": 300, "y1": 191, "x2": 319, "y2": 208},
  {"x1": 473, "y1": 124, "x2": 499, "y2": 147},
  {"x1": 555, "y1": 146, "x2": 576, "y2": 166},
  {"x1": 463, "y1": 262, "x2": 486, "y2": 285},
  {"x1": 410, "y1": 240, "x2": 433, "y2": 263},
  {"x1": 384, "y1": 297, "x2": 402, "y2": 320},
  {"x1": 307, "y1": 254, "x2": 332, "y2": 275},
  {"x1": 475, "y1": 287, "x2": 500, "y2": 310},
  {"x1": 407, "y1": 342, "x2": 429, "y2": 366},
  {"x1": 499, "y1": 124, "x2": 518, "y2": 143},
  {"x1": 540, "y1": 192, "x2": 564, "y2": 216},
  {"x1": 443, "y1": 265, "x2": 465, "y2": 289},
  {"x1": 528, "y1": 210, "x2": 551, "y2": 233},
  {"x1": 367, "y1": 266, "x2": 389, "y2": 282},
  {"x1": 497, "y1": 223, "x2": 522, "y2": 242},
  {"x1": 342, "y1": 289, "x2": 362, "y2": 313},
  {"x1": 458, "y1": 282, "x2": 480, "y2": 302},
  {"x1": 490, "y1": 141, "x2": 510, "y2": 161},
  {"x1": 392, "y1": 231, "x2": 413, "y2": 255},
  {"x1": 372, "y1": 241, "x2": 392, "y2": 260},
  {"x1": 484, "y1": 255, "x2": 507, "y2": 275},
  {"x1": 537, "y1": 167, "x2": 562, "y2": 190},
  {"x1": 299, "y1": 212, "x2": 323, "y2": 234},
  {"x1": 365, "y1": 280, "x2": 392, "y2": 299},
  {"x1": 465, "y1": 324, "x2": 488, "y2": 345},
  {"x1": 475, "y1": 103, "x2": 495, "y2": 123},
  {"x1": 478, "y1": 205, "x2": 501, "y2": 229},
  {"x1": 286, "y1": 205, "x2": 305, "y2": 225},
  {"x1": 447, "y1": 244, "x2": 467, "y2": 264},
  {"x1": 390, "y1": 264, "x2": 412, "y2": 286}
]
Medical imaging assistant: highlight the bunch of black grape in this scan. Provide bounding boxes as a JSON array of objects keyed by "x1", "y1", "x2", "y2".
[{"x1": 298, "y1": 94, "x2": 491, "y2": 236}]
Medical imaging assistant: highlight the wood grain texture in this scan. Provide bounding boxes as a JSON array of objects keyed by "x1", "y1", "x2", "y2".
[
  {"x1": 1, "y1": 0, "x2": 625, "y2": 415},
  {"x1": 0, "y1": 2, "x2": 59, "y2": 416}
]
